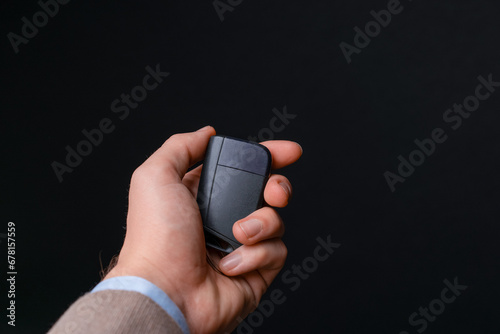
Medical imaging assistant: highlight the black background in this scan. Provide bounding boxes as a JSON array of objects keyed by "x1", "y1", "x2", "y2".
[{"x1": 2, "y1": 0, "x2": 500, "y2": 333}]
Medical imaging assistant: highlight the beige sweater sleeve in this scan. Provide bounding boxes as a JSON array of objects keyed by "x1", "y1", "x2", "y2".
[{"x1": 48, "y1": 290, "x2": 183, "y2": 334}]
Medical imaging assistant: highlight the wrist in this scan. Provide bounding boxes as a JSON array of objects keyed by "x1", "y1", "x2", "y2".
[{"x1": 103, "y1": 263, "x2": 190, "y2": 321}]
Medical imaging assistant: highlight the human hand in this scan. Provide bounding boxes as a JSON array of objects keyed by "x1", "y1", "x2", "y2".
[{"x1": 104, "y1": 126, "x2": 302, "y2": 333}]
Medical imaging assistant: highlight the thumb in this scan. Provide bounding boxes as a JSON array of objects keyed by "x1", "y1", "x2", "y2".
[{"x1": 141, "y1": 126, "x2": 216, "y2": 185}]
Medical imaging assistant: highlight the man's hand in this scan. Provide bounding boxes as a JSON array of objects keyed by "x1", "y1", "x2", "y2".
[{"x1": 104, "y1": 126, "x2": 302, "y2": 334}]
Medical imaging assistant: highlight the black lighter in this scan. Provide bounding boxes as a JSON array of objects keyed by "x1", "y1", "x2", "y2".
[{"x1": 196, "y1": 135, "x2": 272, "y2": 253}]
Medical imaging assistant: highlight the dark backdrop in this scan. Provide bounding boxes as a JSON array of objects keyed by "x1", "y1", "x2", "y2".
[{"x1": 2, "y1": 0, "x2": 500, "y2": 333}]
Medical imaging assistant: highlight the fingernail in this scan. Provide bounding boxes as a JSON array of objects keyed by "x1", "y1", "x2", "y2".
[
  {"x1": 219, "y1": 252, "x2": 242, "y2": 272},
  {"x1": 279, "y1": 181, "x2": 291, "y2": 197},
  {"x1": 197, "y1": 125, "x2": 212, "y2": 132},
  {"x1": 239, "y1": 219, "x2": 263, "y2": 239}
]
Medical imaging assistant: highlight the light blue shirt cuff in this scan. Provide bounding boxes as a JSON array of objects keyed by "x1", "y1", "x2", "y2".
[{"x1": 91, "y1": 276, "x2": 190, "y2": 334}]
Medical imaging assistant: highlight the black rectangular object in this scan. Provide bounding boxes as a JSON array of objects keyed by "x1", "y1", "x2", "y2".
[{"x1": 197, "y1": 135, "x2": 272, "y2": 253}]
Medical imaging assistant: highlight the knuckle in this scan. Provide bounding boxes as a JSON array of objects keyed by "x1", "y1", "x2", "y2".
[
  {"x1": 258, "y1": 209, "x2": 276, "y2": 232},
  {"x1": 254, "y1": 247, "x2": 269, "y2": 264},
  {"x1": 279, "y1": 219, "x2": 286, "y2": 236},
  {"x1": 268, "y1": 209, "x2": 282, "y2": 229},
  {"x1": 131, "y1": 162, "x2": 164, "y2": 185},
  {"x1": 261, "y1": 206, "x2": 277, "y2": 219},
  {"x1": 275, "y1": 241, "x2": 288, "y2": 266},
  {"x1": 166, "y1": 133, "x2": 183, "y2": 143},
  {"x1": 130, "y1": 165, "x2": 147, "y2": 184},
  {"x1": 164, "y1": 133, "x2": 187, "y2": 150}
]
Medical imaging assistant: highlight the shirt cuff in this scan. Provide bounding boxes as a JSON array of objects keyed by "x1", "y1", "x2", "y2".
[{"x1": 91, "y1": 276, "x2": 190, "y2": 334}]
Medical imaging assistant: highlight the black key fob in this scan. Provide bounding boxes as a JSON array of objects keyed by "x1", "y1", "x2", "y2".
[{"x1": 196, "y1": 135, "x2": 272, "y2": 253}]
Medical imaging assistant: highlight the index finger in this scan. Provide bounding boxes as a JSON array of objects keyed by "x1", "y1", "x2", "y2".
[{"x1": 260, "y1": 140, "x2": 303, "y2": 170}]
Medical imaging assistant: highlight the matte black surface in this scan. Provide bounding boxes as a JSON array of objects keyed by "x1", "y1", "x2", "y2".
[
  {"x1": 197, "y1": 136, "x2": 271, "y2": 252},
  {"x1": 197, "y1": 135, "x2": 224, "y2": 216},
  {"x1": 205, "y1": 166, "x2": 267, "y2": 248},
  {"x1": 218, "y1": 136, "x2": 272, "y2": 176}
]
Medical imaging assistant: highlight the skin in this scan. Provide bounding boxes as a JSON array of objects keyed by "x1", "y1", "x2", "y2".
[{"x1": 104, "y1": 126, "x2": 302, "y2": 333}]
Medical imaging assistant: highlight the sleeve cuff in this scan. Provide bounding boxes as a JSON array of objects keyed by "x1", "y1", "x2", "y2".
[{"x1": 91, "y1": 276, "x2": 190, "y2": 334}]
